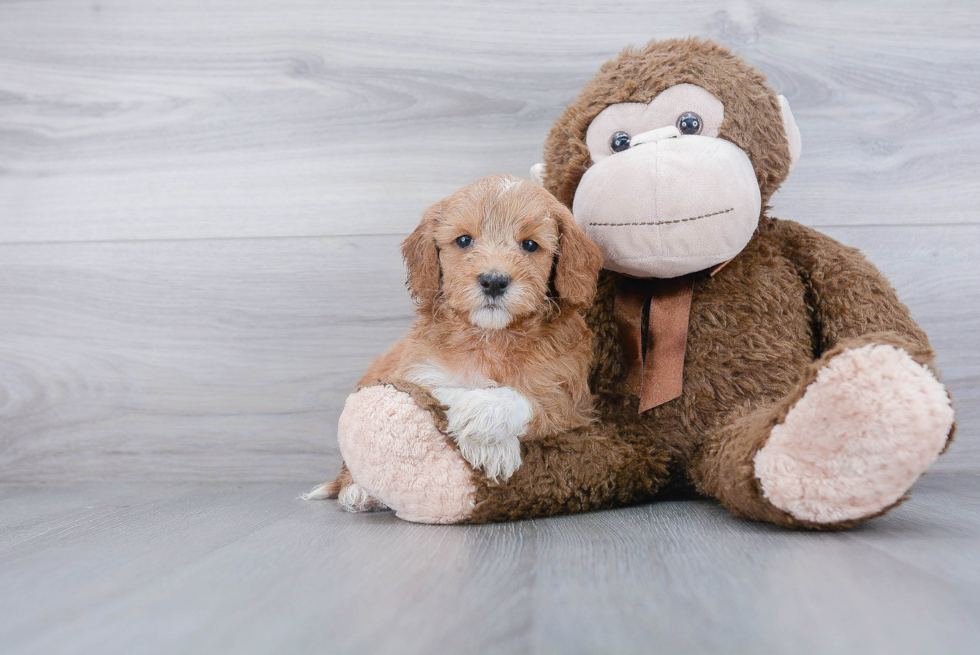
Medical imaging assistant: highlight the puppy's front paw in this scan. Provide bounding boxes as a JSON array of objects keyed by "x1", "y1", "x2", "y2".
[
  {"x1": 455, "y1": 431, "x2": 523, "y2": 483},
  {"x1": 432, "y1": 386, "x2": 531, "y2": 482}
]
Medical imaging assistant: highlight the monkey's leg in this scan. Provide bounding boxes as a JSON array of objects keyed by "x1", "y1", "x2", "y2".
[
  {"x1": 692, "y1": 334, "x2": 954, "y2": 529},
  {"x1": 338, "y1": 381, "x2": 673, "y2": 524}
]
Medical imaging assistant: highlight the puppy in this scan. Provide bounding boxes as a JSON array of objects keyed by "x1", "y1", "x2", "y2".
[{"x1": 308, "y1": 174, "x2": 603, "y2": 511}]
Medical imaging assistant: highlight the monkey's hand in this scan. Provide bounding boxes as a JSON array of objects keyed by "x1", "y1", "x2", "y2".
[{"x1": 431, "y1": 386, "x2": 530, "y2": 482}]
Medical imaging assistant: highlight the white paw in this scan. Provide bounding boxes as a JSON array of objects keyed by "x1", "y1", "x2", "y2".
[
  {"x1": 754, "y1": 344, "x2": 954, "y2": 524},
  {"x1": 432, "y1": 386, "x2": 531, "y2": 481},
  {"x1": 454, "y1": 431, "x2": 523, "y2": 483},
  {"x1": 338, "y1": 483, "x2": 388, "y2": 513}
]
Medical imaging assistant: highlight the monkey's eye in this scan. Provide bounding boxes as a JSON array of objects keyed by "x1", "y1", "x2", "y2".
[
  {"x1": 610, "y1": 131, "x2": 631, "y2": 153},
  {"x1": 455, "y1": 235, "x2": 473, "y2": 248},
  {"x1": 520, "y1": 239, "x2": 539, "y2": 253},
  {"x1": 676, "y1": 112, "x2": 703, "y2": 135}
]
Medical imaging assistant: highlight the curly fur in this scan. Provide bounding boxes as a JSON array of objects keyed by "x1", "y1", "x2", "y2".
[
  {"x1": 541, "y1": 37, "x2": 792, "y2": 209},
  {"x1": 318, "y1": 175, "x2": 602, "y2": 502}
]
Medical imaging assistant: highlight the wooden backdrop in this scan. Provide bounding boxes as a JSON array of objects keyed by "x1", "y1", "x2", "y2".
[{"x1": 1, "y1": 0, "x2": 977, "y2": 481}]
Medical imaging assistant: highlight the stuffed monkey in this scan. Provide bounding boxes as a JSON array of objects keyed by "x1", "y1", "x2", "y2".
[{"x1": 328, "y1": 38, "x2": 955, "y2": 529}]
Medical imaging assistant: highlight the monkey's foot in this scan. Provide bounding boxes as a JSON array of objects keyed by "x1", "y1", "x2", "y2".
[
  {"x1": 337, "y1": 385, "x2": 477, "y2": 524},
  {"x1": 753, "y1": 343, "x2": 954, "y2": 524}
]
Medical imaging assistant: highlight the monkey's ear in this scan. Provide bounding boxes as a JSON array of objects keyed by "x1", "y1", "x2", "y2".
[
  {"x1": 401, "y1": 202, "x2": 443, "y2": 306},
  {"x1": 778, "y1": 95, "x2": 802, "y2": 172},
  {"x1": 530, "y1": 163, "x2": 546, "y2": 186},
  {"x1": 553, "y1": 206, "x2": 603, "y2": 309}
]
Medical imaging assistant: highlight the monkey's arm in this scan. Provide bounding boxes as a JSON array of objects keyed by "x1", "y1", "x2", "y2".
[
  {"x1": 334, "y1": 379, "x2": 676, "y2": 523},
  {"x1": 774, "y1": 218, "x2": 932, "y2": 359},
  {"x1": 466, "y1": 422, "x2": 676, "y2": 522}
]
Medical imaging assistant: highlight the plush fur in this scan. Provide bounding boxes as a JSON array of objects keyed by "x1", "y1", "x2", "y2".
[
  {"x1": 337, "y1": 383, "x2": 476, "y2": 523},
  {"x1": 541, "y1": 38, "x2": 792, "y2": 209},
  {"x1": 462, "y1": 221, "x2": 955, "y2": 528},
  {"x1": 754, "y1": 343, "x2": 954, "y2": 523},
  {"x1": 322, "y1": 38, "x2": 955, "y2": 529}
]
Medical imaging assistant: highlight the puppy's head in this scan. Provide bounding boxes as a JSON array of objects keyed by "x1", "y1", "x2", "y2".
[{"x1": 402, "y1": 174, "x2": 603, "y2": 330}]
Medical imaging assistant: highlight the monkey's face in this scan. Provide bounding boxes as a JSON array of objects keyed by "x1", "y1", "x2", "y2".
[
  {"x1": 534, "y1": 52, "x2": 802, "y2": 280},
  {"x1": 572, "y1": 84, "x2": 767, "y2": 278}
]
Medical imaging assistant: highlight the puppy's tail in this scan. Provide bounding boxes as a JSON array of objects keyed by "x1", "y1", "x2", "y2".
[
  {"x1": 301, "y1": 479, "x2": 342, "y2": 500},
  {"x1": 301, "y1": 464, "x2": 352, "y2": 500}
]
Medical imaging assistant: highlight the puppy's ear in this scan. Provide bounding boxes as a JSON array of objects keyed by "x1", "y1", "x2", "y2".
[
  {"x1": 553, "y1": 205, "x2": 603, "y2": 308},
  {"x1": 401, "y1": 201, "x2": 443, "y2": 306}
]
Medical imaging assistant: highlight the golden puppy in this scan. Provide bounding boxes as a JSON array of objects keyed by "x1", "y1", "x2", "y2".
[{"x1": 309, "y1": 174, "x2": 603, "y2": 511}]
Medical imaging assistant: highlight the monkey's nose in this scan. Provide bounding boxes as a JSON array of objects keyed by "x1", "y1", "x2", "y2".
[
  {"x1": 478, "y1": 272, "x2": 510, "y2": 298},
  {"x1": 630, "y1": 125, "x2": 681, "y2": 147}
]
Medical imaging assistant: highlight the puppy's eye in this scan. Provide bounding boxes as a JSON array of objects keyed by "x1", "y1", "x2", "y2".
[
  {"x1": 455, "y1": 235, "x2": 473, "y2": 248},
  {"x1": 676, "y1": 112, "x2": 703, "y2": 135},
  {"x1": 520, "y1": 239, "x2": 539, "y2": 253},
  {"x1": 610, "y1": 131, "x2": 631, "y2": 153}
]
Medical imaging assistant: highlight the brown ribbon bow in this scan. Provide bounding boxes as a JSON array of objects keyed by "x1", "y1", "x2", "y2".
[
  {"x1": 614, "y1": 275, "x2": 694, "y2": 412},
  {"x1": 613, "y1": 261, "x2": 730, "y2": 413}
]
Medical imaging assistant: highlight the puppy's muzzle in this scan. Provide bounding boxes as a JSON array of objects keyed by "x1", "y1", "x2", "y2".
[{"x1": 478, "y1": 272, "x2": 510, "y2": 299}]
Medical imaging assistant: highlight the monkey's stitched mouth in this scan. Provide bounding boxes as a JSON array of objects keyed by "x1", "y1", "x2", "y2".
[{"x1": 589, "y1": 207, "x2": 734, "y2": 227}]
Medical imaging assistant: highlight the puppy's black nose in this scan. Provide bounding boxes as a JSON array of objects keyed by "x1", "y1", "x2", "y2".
[{"x1": 478, "y1": 272, "x2": 510, "y2": 298}]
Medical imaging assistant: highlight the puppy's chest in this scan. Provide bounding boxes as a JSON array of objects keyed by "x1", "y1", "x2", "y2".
[{"x1": 406, "y1": 355, "x2": 513, "y2": 391}]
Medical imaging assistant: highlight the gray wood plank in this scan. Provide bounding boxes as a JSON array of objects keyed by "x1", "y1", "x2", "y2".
[
  {"x1": 1, "y1": 0, "x2": 979, "y2": 245},
  {"x1": 0, "y1": 225, "x2": 976, "y2": 482},
  {"x1": 531, "y1": 498, "x2": 980, "y2": 655},
  {"x1": 1, "y1": 476, "x2": 979, "y2": 655},
  {"x1": 0, "y1": 483, "x2": 536, "y2": 655},
  {"x1": 0, "y1": 235, "x2": 413, "y2": 481},
  {"x1": 849, "y1": 474, "x2": 980, "y2": 588}
]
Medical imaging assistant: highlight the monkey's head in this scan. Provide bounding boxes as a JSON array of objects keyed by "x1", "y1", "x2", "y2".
[{"x1": 532, "y1": 38, "x2": 801, "y2": 278}]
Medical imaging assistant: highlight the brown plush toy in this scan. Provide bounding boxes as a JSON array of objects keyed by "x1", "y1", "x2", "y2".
[{"x1": 326, "y1": 37, "x2": 955, "y2": 529}]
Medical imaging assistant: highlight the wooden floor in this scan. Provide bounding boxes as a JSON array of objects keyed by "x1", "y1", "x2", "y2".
[
  {"x1": 2, "y1": 0, "x2": 980, "y2": 652},
  {"x1": 2, "y1": 473, "x2": 979, "y2": 655}
]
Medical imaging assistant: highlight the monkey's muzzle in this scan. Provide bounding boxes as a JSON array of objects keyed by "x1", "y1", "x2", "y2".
[{"x1": 572, "y1": 131, "x2": 762, "y2": 278}]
